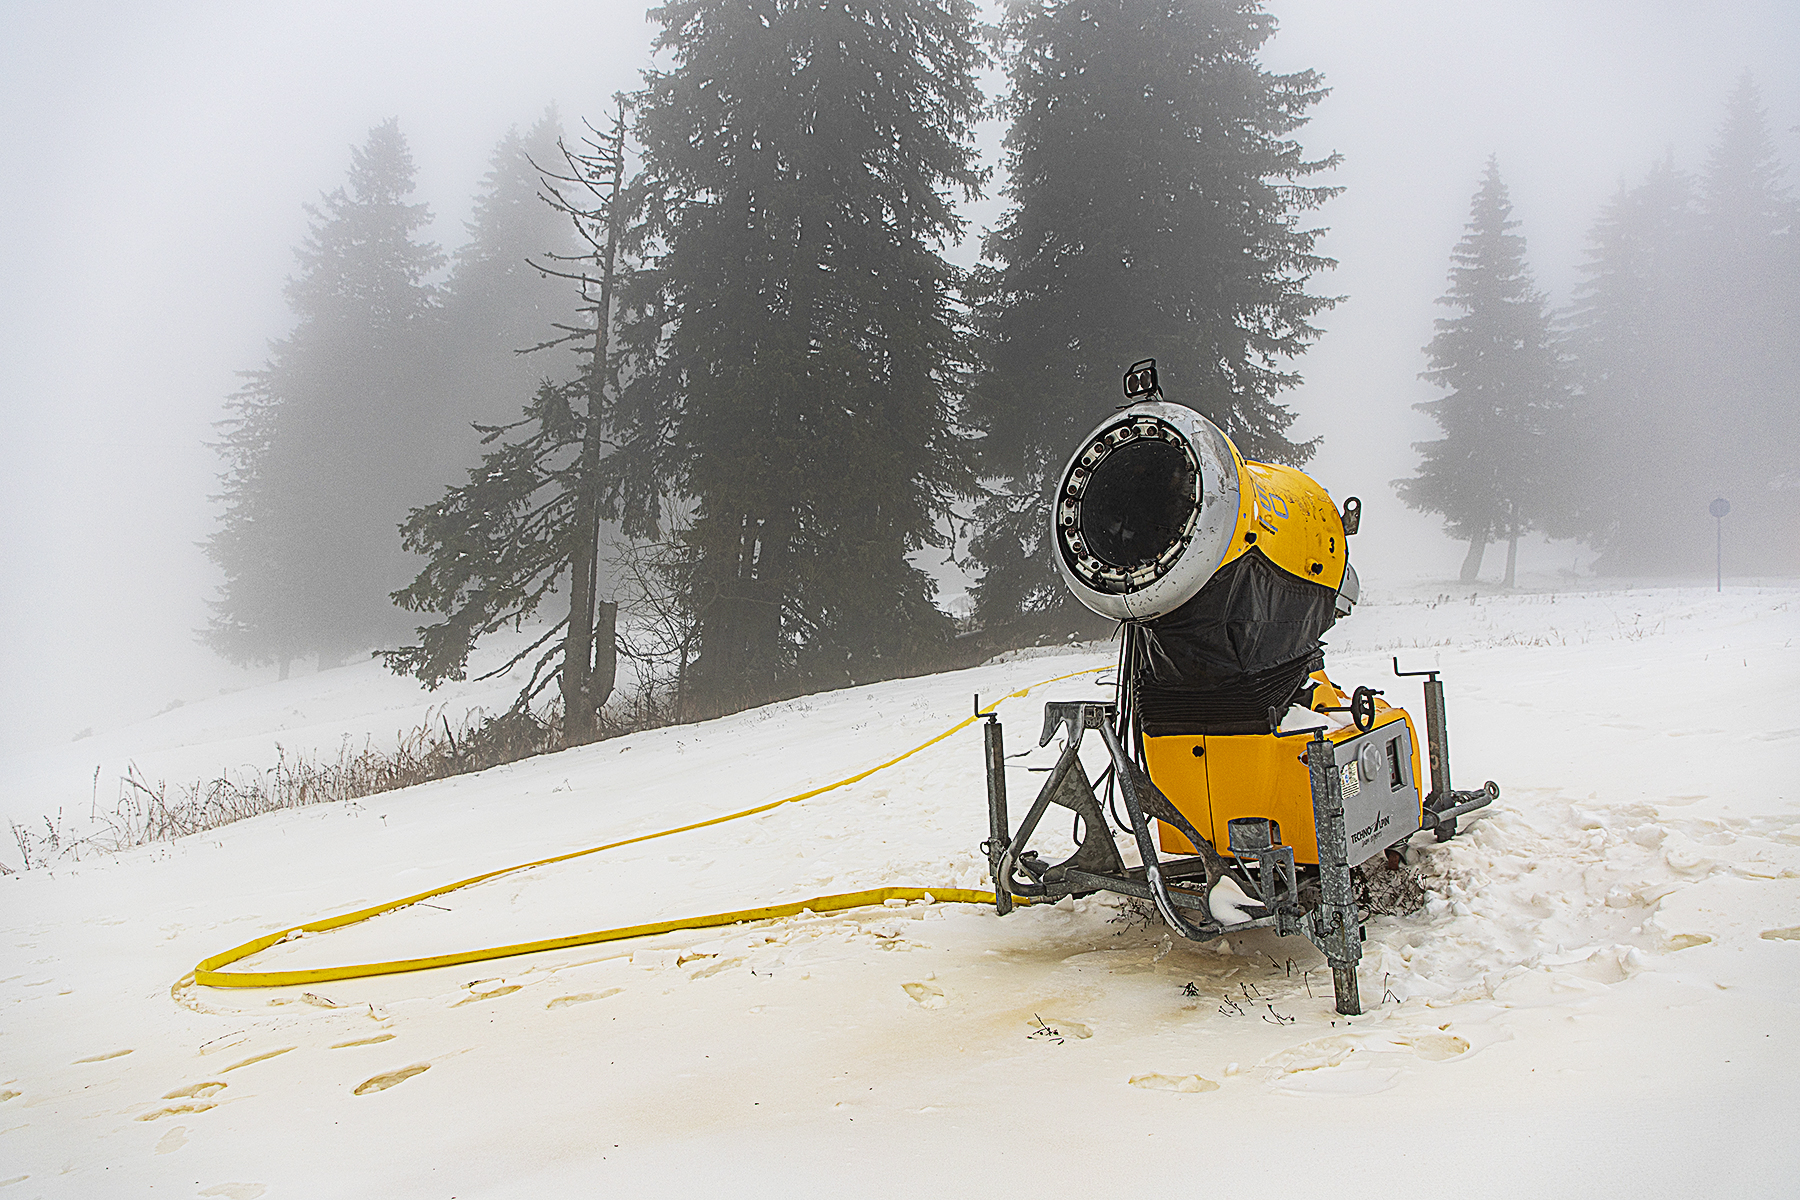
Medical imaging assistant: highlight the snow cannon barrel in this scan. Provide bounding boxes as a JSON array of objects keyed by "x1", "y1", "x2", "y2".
[{"x1": 1052, "y1": 385, "x2": 1358, "y2": 735}]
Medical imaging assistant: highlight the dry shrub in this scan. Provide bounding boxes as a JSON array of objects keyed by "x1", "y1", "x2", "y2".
[{"x1": 8, "y1": 705, "x2": 563, "y2": 871}]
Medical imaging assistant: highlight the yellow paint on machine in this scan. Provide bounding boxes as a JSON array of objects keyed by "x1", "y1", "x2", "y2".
[
  {"x1": 1146, "y1": 675, "x2": 1423, "y2": 867},
  {"x1": 1217, "y1": 450, "x2": 1350, "y2": 589}
]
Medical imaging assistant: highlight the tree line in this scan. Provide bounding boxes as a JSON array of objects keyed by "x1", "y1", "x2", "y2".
[
  {"x1": 208, "y1": 112, "x2": 584, "y2": 678},
  {"x1": 207, "y1": 0, "x2": 1338, "y2": 741},
  {"x1": 211, "y1": 4, "x2": 1787, "y2": 744},
  {"x1": 1400, "y1": 76, "x2": 1798, "y2": 585}
]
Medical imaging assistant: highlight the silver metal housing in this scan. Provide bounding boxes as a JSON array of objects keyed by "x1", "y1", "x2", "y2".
[
  {"x1": 1050, "y1": 400, "x2": 1241, "y2": 622},
  {"x1": 1334, "y1": 561, "x2": 1360, "y2": 617}
]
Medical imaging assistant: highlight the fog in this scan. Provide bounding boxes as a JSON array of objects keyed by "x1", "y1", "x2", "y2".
[{"x1": 2, "y1": 0, "x2": 1795, "y2": 757}]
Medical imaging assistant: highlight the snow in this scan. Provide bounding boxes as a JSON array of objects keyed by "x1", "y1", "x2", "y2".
[
  {"x1": 1206, "y1": 874, "x2": 1260, "y2": 925},
  {"x1": 3, "y1": 582, "x2": 1799, "y2": 1197},
  {"x1": 1278, "y1": 704, "x2": 1343, "y2": 733},
  {"x1": 0, "y1": 626, "x2": 592, "y2": 841}
]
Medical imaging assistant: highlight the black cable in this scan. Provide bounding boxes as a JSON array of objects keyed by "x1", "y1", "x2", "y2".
[
  {"x1": 1102, "y1": 762, "x2": 1128, "y2": 832},
  {"x1": 1105, "y1": 623, "x2": 1134, "y2": 833}
]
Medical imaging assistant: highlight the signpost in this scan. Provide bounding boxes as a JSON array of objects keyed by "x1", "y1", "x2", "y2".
[{"x1": 1709, "y1": 497, "x2": 1731, "y2": 592}]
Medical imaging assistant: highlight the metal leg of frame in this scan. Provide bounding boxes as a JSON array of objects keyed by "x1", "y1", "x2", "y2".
[
  {"x1": 1305, "y1": 731, "x2": 1363, "y2": 1016},
  {"x1": 1419, "y1": 675, "x2": 1461, "y2": 841},
  {"x1": 983, "y1": 714, "x2": 1012, "y2": 916}
]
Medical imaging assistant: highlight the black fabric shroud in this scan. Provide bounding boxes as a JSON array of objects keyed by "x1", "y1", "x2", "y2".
[{"x1": 1135, "y1": 549, "x2": 1339, "y2": 736}]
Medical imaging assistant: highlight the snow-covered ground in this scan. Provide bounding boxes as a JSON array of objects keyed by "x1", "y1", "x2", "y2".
[
  {"x1": 0, "y1": 625, "x2": 607, "y2": 848},
  {"x1": 4, "y1": 582, "x2": 1798, "y2": 1197}
]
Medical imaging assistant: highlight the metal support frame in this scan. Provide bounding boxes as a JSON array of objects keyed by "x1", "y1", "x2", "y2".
[
  {"x1": 983, "y1": 710, "x2": 1012, "y2": 917},
  {"x1": 986, "y1": 698, "x2": 1339, "y2": 993},
  {"x1": 984, "y1": 701, "x2": 1380, "y2": 1013},
  {"x1": 1227, "y1": 818, "x2": 1300, "y2": 936},
  {"x1": 1393, "y1": 659, "x2": 1499, "y2": 842},
  {"x1": 1304, "y1": 731, "x2": 1363, "y2": 1015},
  {"x1": 983, "y1": 666, "x2": 1498, "y2": 1019}
]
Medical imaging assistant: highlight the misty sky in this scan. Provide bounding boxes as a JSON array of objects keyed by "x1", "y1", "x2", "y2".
[{"x1": 2, "y1": 0, "x2": 1796, "y2": 756}]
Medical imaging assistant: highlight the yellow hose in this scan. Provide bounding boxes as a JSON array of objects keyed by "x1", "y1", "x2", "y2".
[{"x1": 193, "y1": 664, "x2": 1103, "y2": 988}]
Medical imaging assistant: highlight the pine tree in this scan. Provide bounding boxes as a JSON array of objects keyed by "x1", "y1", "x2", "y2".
[
  {"x1": 1690, "y1": 75, "x2": 1798, "y2": 569},
  {"x1": 618, "y1": 0, "x2": 987, "y2": 714},
  {"x1": 1557, "y1": 157, "x2": 1698, "y2": 571},
  {"x1": 964, "y1": 0, "x2": 1339, "y2": 624},
  {"x1": 1700, "y1": 75, "x2": 1793, "y2": 267},
  {"x1": 206, "y1": 370, "x2": 308, "y2": 677},
  {"x1": 1398, "y1": 158, "x2": 1565, "y2": 586},
  {"x1": 384, "y1": 112, "x2": 639, "y2": 745},
  {"x1": 1558, "y1": 76, "x2": 1796, "y2": 575},
  {"x1": 205, "y1": 119, "x2": 444, "y2": 671},
  {"x1": 436, "y1": 112, "x2": 585, "y2": 469}
]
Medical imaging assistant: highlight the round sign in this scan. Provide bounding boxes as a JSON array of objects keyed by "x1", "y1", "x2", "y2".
[{"x1": 1709, "y1": 497, "x2": 1731, "y2": 519}]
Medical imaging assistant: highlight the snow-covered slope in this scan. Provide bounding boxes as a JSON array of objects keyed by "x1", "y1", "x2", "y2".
[
  {"x1": 3, "y1": 584, "x2": 1798, "y2": 1197},
  {"x1": 0, "y1": 625, "x2": 592, "y2": 842}
]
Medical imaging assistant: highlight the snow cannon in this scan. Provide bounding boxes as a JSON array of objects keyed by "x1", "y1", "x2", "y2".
[{"x1": 980, "y1": 360, "x2": 1498, "y2": 1015}]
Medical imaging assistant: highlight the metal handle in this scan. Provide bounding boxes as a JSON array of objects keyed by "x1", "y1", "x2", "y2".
[{"x1": 1350, "y1": 686, "x2": 1382, "y2": 733}]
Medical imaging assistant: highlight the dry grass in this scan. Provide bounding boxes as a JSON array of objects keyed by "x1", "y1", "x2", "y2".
[{"x1": 7, "y1": 706, "x2": 560, "y2": 872}]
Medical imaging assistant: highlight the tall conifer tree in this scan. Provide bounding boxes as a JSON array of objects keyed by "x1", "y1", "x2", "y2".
[
  {"x1": 1399, "y1": 159, "x2": 1564, "y2": 586},
  {"x1": 1557, "y1": 76, "x2": 1796, "y2": 574},
  {"x1": 1556, "y1": 158, "x2": 1697, "y2": 571},
  {"x1": 206, "y1": 373, "x2": 305, "y2": 673},
  {"x1": 618, "y1": 0, "x2": 987, "y2": 713},
  {"x1": 436, "y1": 112, "x2": 585, "y2": 475},
  {"x1": 964, "y1": 0, "x2": 1338, "y2": 624},
  {"x1": 206, "y1": 119, "x2": 444, "y2": 671},
  {"x1": 1691, "y1": 75, "x2": 1797, "y2": 567},
  {"x1": 385, "y1": 113, "x2": 636, "y2": 744}
]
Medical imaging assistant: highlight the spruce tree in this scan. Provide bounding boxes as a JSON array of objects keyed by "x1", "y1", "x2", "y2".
[
  {"x1": 1691, "y1": 75, "x2": 1797, "y2": 569},
  {"x1": 206, "y1": 371, "x2": 308, "y2": 677},
  {"x1": 436, "y1": 112, "x2": 585, "y2": 467},
  {"x1": 618, "y1": 0, "x2": 987, "y2": 714},
  {"x1": 1557, "y1": 158, "x2": 1698, "y2": 571},
  {"x1": 206, "y1": 119, "x2": 444, "y2": 671},
  {"x1": 965, "y1": 0, "x2": 1339, "y2": 624},
  {"x1": 1398, "y1": 158, "x2": 1565, "y2": 586},
  {"x1": 385, "y1": 112, "x2": 638, "y2": 745},
  {"x1": 1558, "y1": 76, "x2": 1796, "y2": 575}
]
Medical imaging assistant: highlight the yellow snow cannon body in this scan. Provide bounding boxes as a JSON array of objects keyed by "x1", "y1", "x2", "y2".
[{"x1": 979, "y1": 360, "x2": 1498, "y2": 1014}]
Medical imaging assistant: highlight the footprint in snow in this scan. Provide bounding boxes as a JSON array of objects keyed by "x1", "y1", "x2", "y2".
[
  {"x1": 154, "y1": 1125, "x2": 189, "y2": 1154},
  {"x1": 1128, "y1": 1073, "x2": 1218, "y2": 1093},
  {"x1": 162, "y1": 1081, "x2": 227, "y2": 1100},
  {"x1": 1260, "y1": 1034, "x2": 1369, "y2": 1076},
  {"x1": 1263, "y1": 1029, "x2": 1472, "y2": 1081},
  {"x1": 902, "y1": 981, "x2": 946, "y2": 1009},
  {"x1": 547, "y1": 989, "x2": 623, "y2": 1009},
  {"x1": 1406, "y1": 1033, "x2": 1471, "y2": 1061},
  {"x1": 137, "y1": 1101, "x2": 217, "y2": 1122},
  {"x1": 453, "y1": 984, "x2": 521, "y2": 1006},
  {"x1": 197, "y1": 1185, "x2": 266, "y2": 1199},
  {"x1": 1761, "y1": 926, "x2": 1800, "y2": 941},
  {"x1": 72, "y1": 1049, "x2": 133, "y2": 1064},
  {"x1": 354, "y1": 1063, "x2": 430, "y2": 1095},
  {"x1": 1025, "y1": 1015, "x2": 1091, "y2": 1041},
  {"x1": 220, "y1": 1047, "x2": 294, "y2": 1073}
]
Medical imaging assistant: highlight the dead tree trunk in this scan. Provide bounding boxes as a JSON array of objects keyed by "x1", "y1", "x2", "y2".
[
  {"x1": 558, "y1": 105, "x2": 626, "y2": 747},
  {"x1": 591, "y1": 600, "x2": 618, "y2": 712}
]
